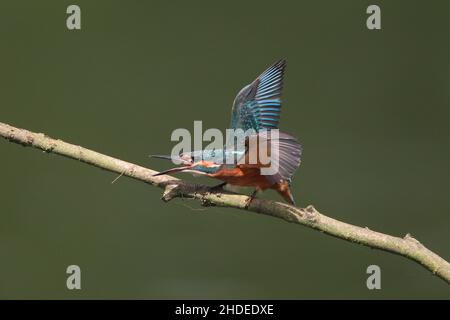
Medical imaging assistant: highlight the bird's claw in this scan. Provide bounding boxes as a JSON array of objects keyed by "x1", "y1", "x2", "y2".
[
  {"x1": 244, "y1": 197, "x2": 253, "y2": 209},
  {"x1": 244, "y1": 190, "x2": 258, "y2": 209}
]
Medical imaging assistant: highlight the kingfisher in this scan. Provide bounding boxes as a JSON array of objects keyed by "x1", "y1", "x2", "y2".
[{"x1": 152, "y1": 59, "x2": 302, "y2": 206}]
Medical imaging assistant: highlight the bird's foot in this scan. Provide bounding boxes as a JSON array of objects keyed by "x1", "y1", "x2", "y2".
[
  {"x1": 208, "y1": 182, "x2": 227, "y2": 193},
  {"x1": 244, "y1": 190, "x2": 258, "y2": 209},
  {"x1": 244, "y1": 197, "x2": 253, "y2": 209}
]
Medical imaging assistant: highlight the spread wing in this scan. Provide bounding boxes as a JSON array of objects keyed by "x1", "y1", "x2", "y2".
[
  {"x1": 230, "y1": 59, "x2": 286, "y2": 133},
  {"x1": 263, "y1": 131, "x2": 302, "y2": 184},
  {"x1": 238, "y1": 131, "x2": 302, "y2": 184}
]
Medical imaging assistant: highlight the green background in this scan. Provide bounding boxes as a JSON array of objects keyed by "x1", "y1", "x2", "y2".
[{"x1": 0, "y1": 1, "x2": 449, "y2": 299}]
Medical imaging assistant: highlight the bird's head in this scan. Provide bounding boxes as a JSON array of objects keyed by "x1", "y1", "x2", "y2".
[{"x1": 150, "y1": 152, "x2": 221, "y2": 176}]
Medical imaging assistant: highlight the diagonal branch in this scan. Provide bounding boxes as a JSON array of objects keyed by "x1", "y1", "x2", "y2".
[{"x1": 1, "y1": 121, "x2": 449, "y2": 284}]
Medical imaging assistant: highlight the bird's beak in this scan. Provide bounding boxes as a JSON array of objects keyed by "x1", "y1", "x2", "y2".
[
  {"x1": 152, "y1": 165, "x2": 192, "y2": 177},
  {"x1": 149, "y1": 154, "x2": 175, "y2": 161},
  {"x1": 149, "y1": 154, "x2": 192, "y2": 164},
  {"x1": 149, "y1": 154, "x2": 193, "y2": 176}
]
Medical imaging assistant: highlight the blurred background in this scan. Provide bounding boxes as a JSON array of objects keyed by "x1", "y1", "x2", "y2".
[{"x1": 0, "y1": 0, "x2": 449, "y2": 298}]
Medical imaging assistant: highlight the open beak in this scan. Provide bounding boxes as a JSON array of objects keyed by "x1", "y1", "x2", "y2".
[
  {"x1": 152, "y1": 165, "x2": 192, "y2": 177},
  {"x1": 149, "y1": 154, "x2": 193, "y2": 177},
  {"x1": 149, "y1": 155, "x2": 173, "y2": 161}
]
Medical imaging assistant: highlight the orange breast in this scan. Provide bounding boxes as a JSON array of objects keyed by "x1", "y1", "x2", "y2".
[{"x1": 209, "y1": 166, "x2": 274, "y2": 190}]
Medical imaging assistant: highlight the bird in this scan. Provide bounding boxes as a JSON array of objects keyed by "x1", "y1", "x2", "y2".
[{"x1": 151, "y1": 59, "x2": 302, "y2": 207}]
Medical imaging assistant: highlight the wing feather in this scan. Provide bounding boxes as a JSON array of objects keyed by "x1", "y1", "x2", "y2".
[
  {"x1": 230, "y1": 59, "x2": 286, "y2": 133},
  {"x1": 238, "y1": 131, "x2": 302, "y2": 184}
]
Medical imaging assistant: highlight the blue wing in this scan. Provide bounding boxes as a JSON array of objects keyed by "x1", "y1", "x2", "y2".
[{"x1": 230, "y1": 59, "x2": 286, "y2": 133}]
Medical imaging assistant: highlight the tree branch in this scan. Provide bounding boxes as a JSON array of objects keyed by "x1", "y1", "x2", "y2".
[{"x1": 1, "y1": 121, "x2": 449, "y2": 284}]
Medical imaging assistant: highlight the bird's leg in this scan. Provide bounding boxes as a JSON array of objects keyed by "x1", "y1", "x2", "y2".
[
  {"x1": 208, "y1": 182, "x2": 227, "y2": 192},
  {"x1": 244, "y1": 189, "x2": 258, "y2": 209}
]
